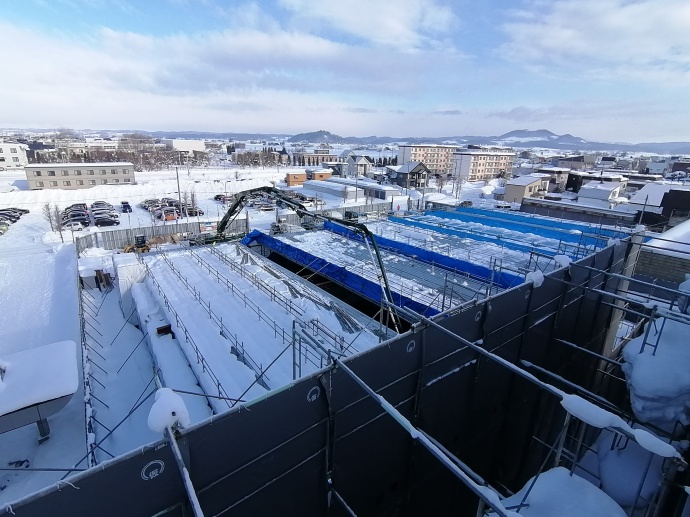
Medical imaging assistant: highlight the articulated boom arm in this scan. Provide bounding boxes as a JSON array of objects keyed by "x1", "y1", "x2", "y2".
[{"x1": 217, "y1": 186, "x2": 400, "y2": 330}]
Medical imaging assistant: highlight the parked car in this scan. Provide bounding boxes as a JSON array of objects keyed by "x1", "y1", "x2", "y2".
[
  {"x1": 94, "y1": 217, "x2": 120, "y2": 227},
  {"x1": 184, "y1": 208, "x2": 204, "y2": 216},
  {"x1": 62, "y1": 215, "x2": 90, "y2": 227},
  {"x1": 0, "y1": 212, "x2": 20, "y2": 223},
  {"x1": 121, "y1": 201, "x2": 132, "y2": 213},
  {"x1": 92, "y1": 209, "x2": 119, "y2": 218},
  {"x1": 8, "y1": 207, "x2": 29, "y2": 214},
  {"x1": 61, "y1": 221, "x2": 85, "y2": 231}
]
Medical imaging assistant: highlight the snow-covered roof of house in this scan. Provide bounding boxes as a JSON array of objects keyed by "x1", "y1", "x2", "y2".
[
  {"x1": 302, "y1": 179, "x2": 355, "y2": 192},
  {"x1": 507, "y1": 175, "x2": 543, "y2": 186},
  {"x1": 396, "y1": 161, "x2": 429, "y2": 174},
  {"x1": 628, "y1": 182, "x2": 690, "y2": 207},
  {"x1": 644, "y1": 218, "x2": 690, "y2": 257},
  {"x1": 578, "y1": 181, "x2": 624, "y2": 200}
]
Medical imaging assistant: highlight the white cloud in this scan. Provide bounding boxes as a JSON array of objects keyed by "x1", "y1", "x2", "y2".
[
  {"x1": 500, "y1": 0, "x2": 690, "y2": 83},
  {"x1": 278, "y1": 0, "x2": 458, "y2": 51}
]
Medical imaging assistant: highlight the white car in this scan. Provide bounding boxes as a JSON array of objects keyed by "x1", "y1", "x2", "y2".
[{"x1": 62, "y1": 221, "x2": 84, "y2": 231}]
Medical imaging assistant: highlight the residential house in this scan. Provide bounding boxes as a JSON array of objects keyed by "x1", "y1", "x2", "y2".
[
  {"x1": 505, "y1": 175, "x2": 549, "y2": 204},
  {"x1": 387, "y1": 161, "x2": 430, "y2": 190},
  {"x1": 26, "y1": 162, "x2": 135, "y2": 190},
  {"x1": 557, "y1": 155, "x2": 586, "y2": 170},
  {"x1": 346, "y1": 155, "x2": 374, "y2": 177},
  {"x1": 577, "y1": 181, "x2": 626, "y2": 209}
]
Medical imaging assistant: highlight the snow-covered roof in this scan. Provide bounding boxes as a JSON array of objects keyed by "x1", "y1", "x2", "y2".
[
  {"x1": 644, "y1": 218, "x2": 690, "y2": 257},
  {"x1": 26, "y1": 162, "x2": 134, "y2": 168},
  {"x1": 578, "y1": 181, "x2": 624, "y2": 199},
  {"x1": 0, "y1": 341, "x2": 79, "y2": 417},
  {"x1": 629, "y1": 182, "x2": 690, "y2": 207},
  {"x1": 507, "y1": 175, "x2": 543, "y2": 186}
]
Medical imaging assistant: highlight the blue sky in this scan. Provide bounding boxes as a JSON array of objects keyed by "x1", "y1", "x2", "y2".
[{"x1": 1, "y1": 0, "x2": 689, "y2": 142}]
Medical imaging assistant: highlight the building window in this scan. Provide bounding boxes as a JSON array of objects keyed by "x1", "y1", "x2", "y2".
[
  {"x1": 48, "y1": 171, "x2": 56, "y2": 176},
  {"x1": 63, "y1": 181, "x2": 71, "y2": 186},
  {"x1": 100, "y1": 170, "x2": 106, "y2": 175},
  {"x1": 34, "y1": 171, "x2": 42, "y2": 176},
  {"x1": 12, "y1": 157, "x2": 19, "y2": 162},
  {"x1": 61, "y1": 170, "x2": 69, "y2": 176},
  {"x1": 113, "y1": 178, "x2": 119, "y2": 183},
  {"x1": 75, "y1": 170, "x2": 82, "y2": 175},
  {"x1": 111, "y1": 169, "x2": 117, "y2": 174},
  {"x1": 101, "y1": 179, "x2": 107, "y2": 184},
  {"x1": 36, "y1": 181, "x2": 44, "y2": 187},
  {"x1": 89, "y1": 180, "x2": 96, "y2": 185},
  {"x1": 10, "y1": 148, "x2": 17, "y2": 153},
  {"x1": 50, "y1": 181, "x2": 57, "y2": 186},
  {"x1": 122, "y1": 169, "x2": 129, "y2": 174},
  {"x1": 88, "y1": 170, "x2": 94, "y2": 175},
  {"x1": 124, "y1": 179, "x2": 131, "y2": 183},
  {"x1": 0, "y1": 148, "x2": 3, "y2": 153},
  {"x1": 76, "y1": 180, "x2": 84, "y2": 185}
]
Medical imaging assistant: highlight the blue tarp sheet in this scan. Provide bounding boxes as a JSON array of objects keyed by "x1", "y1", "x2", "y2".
[
  {"x1": 241, "y1": 230, "x2": 439, "y2": 316},
  {"x1": 421, "y1": 210, "x2": 607, "y2": 248},
  {"x1": 389, "y1": 215, "x2": 560, "y2": 260},
  {"x1": 453, "y1": 207, "x2": 630, "y2": 241},
  {"x1": 324, "y1": 221, "x2": 523, "y2": 289}
]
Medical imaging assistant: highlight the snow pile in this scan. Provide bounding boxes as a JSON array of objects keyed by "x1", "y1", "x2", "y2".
[
  {"x1": 525, "y1": 270, "x2": 545, "y2": 287},
  {"x1": 554, "y1": 254, "x2": 572, "y2": 268},
  {"x1": 559, "y1": 393, "x2": 678, "y2": 458},
  {"x1": 622, "y1": 317, "x2": 690, "y2": 426},
  {"x1": 578, "y1": 428, "x2": 664, "y2": 510},
  {"x1": 147, "y1": 388, "x2": 191, "y2": 433},
  {"x1": 490, "y1": 467, "x2": 625, "y2": 517}
]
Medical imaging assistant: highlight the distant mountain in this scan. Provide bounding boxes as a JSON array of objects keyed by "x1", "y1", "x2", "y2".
[{"x1": 5, "y1": 127, "x2": 690, "y2": 154}]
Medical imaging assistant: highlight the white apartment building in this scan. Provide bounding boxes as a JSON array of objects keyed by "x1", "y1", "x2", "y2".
[
  {"x1": 0, "y1": 142, "x2": 29, "y2": 170},
  {"x1": 25, "y1": 162, "x2": 135, "y2": 190},
  {"x1": 451, "y1": 148, "x2": 516, "y2": 182},
  {"x1": 397, "y1": 144, "x2": 457, "y2": 175}
]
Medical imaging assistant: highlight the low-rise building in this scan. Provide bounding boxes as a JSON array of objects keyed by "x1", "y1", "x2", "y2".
[
  {"x1": 577, "y1": 180, "x2": 626, "y2": 209},
  {"x1": 0, "y1": 142, "x2": 29, "y2": 169},
  {"x1": 25, "y1": 162, "x2": 135, "y2": 190},
  {"x1": 451, "y1": 148, "x2": 515, "y2": 182},
  {"x1": 345, "y1": 155, "x2": 374, "y2": 177},
  {"x1": 387, "y1": 161, "x2": 429, "y2": 190},
  {"x1": 285, "y1": 171, "x2": 307, "y2": 187},
  {"x1": 505, "y1": 175, "x2": 549, "y2": 204}
]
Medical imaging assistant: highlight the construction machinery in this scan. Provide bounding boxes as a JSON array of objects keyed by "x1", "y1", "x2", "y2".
[
  {"x1": 124, "y1": 234, "x2": 151, "y2": 253},
  {"x1": 193, "y1": 186, "x2": 401, "y2": 331}
]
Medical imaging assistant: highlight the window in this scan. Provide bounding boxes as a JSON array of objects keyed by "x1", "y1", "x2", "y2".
[
  {"x1": 100, "y1": 170, "x2": 106, "y2": 175},
  {"x1": 10, "y1": 148, "x2": 17, "y2": 153},
  {"x1": 50, "y1": 181, "x2": 58, "y2": 186},
  {"x1": 12, "y1": 157, "x2": 19, "y2": 163},
  {"x1": 76, "y1": 180, "x2": 84, "y2": 185},
  {"x1": 75, "y1": 170, "x2": 82, "y2": 176},
  {"x1": 89, "y1": 180, "x2": 96, "y2": 185},
  {"x1": 88, "y1": 170, "x2": 94, "y2": 175},
  {"x1": 36, "y1": 181, "x2": 44, "y2": 187},
  {"x1": 122, "y1": 169, "x2": 129, "y2": 174},
  {"x1": 124, "y1": 179, "x2": 131, "y2": 183},
  {"x1": 113, "y1": 178, "x2": 119, "y2": 183},
  {"x1": 101, "y1": 179, "x2": 107, "y2": 184},
  {"x1": 63, "y1": 181, "x2": 71, "y2": 186},
  {"x1": 61, "y1": 170, "x2": 69, "y2": 176},
  {"x1": 0, "y1": 148, "x2": 3, "y2": 153},
  {"x1": 111, "y1": 169, "x2": 116, "y2": 174},
  {"x1": 34, "y1": 171, "x2": 42, "y2": 176},
  {"x1": 48, "y1": 171, "x2": 56, "y2": 176}
]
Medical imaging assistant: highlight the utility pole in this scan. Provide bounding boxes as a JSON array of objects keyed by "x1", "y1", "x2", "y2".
[{"x1": 175, "y1": 166, "x2": 182, "y2": 231}]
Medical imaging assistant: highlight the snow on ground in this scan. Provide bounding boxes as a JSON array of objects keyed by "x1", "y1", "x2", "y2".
[{"x1": 491, "y1": 467, "x2": 626, "y2": 516}]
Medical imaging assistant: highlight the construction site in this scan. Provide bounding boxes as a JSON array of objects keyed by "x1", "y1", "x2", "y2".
[{"x1": 3, "y1": 198, "x2": 690, "y2": 516}]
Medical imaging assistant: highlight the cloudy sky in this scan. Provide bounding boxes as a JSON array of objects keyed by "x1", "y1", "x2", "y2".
[{"x1": 2, "y1": 0, "x2": 689, "y2": 142}]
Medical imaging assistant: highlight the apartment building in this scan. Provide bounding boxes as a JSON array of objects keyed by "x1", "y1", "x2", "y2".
[
  {"x1": 0, "y1": 142, "x2": 29, "y2": 170},
  {"x1": 397, "y1": 144, "x2": 456, "y2": 175},
  {"x1": 25, "y1": 162, "x2": 135, "y2": 190},
  {"x1": 451, "y1": 148, "x2": 516, "y2": 182}
]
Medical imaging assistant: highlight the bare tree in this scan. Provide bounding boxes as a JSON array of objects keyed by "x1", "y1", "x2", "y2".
[
  {"x1": 53, "y1": 205, "x2": 64, "y2": 242},
  {"x1": 43, "y1": 203, "x2": 55, "y2": 231},
  {"x1": 190, "y1": 190, "x2": 197, "y2": 209},
  {"x1": 436, "y1": 175, "x2": 446, "y2": 193}
]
